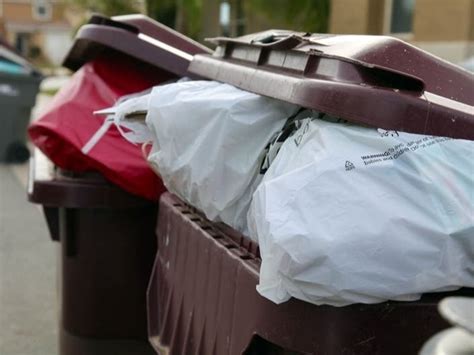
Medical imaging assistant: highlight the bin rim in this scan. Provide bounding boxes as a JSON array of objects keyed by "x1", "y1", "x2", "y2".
[{"x1": 28, "y1": 149, "x2": 156, "y2": 208}]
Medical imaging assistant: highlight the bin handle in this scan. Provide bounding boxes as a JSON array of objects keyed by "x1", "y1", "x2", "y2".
[
  {"x1": 252, "y1": 33, "x2": 333, "y2": 51},
  {"x1": 206, "y1": 33, "x2": 317, "y2": 51},
  {"x1": 250, "y1": 33, "x2": 309, "y2": 50}
]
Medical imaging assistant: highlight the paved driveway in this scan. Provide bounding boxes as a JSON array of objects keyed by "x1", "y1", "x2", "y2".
[
  {"x1": 1, "y1": 89, "x2": 60, "y2": 355},
  {"x1": 0, "y1": 164, "x2": 58, "y2": 355}
]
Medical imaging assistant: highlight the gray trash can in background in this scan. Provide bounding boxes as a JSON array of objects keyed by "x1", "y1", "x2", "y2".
[{"x1": 0, "y1": 43, "x2": 42, "y2": 163}]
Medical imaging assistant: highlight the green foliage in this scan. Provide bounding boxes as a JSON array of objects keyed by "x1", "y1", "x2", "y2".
[
  {"x1": 69, "y1": 0, "x2": 140, "y2": 16},
  {"x1": 146, "y1": 0, "x2": 202, "y2": 39},
  {"x1": 246, "y1": 0, "x2": 330, "y2": 33},
  {"x1": 179, "y1": 0, "x2": 202, "y2": 38},
  {"x1": 146, "y1": 0, "x2": 177, "y2": 28},
  {"x1": 70, "y1": 0, "x2": 330, "y2": 40}
]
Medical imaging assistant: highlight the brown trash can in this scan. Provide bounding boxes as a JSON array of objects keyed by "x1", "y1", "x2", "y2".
[
  {"x1": 29, "y1": 150, "x2": 158, "y2": 355},
  {"x1": 27, "y1": 14, "x2": 210, "y2": 355},
  {"x1": 147, "y1": 31, "x2": 474, "y2": 354}
]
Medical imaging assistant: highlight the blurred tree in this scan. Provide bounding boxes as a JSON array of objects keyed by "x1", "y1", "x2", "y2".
[
  {"x1": 175, "y1": 0, "x2": 202, "y2": 38},
  {"x1": 245, "y1": 0, "x2": 330, "y2": 33},
  {"x1": 71, "y1": 0, "x2": 330, "y2": 41},
  {"x1": 146, "y1": 0, "x2": 177, "y2": 29},
  {"x1": 69, "y1": 0, "x2": 141, "y2": 16},
  {"x1": 147, "y1": 0, "x2": 202, "y2": 39},
  {"x1": 67, "y1": 0, "x2": 143, "y2": 38}
]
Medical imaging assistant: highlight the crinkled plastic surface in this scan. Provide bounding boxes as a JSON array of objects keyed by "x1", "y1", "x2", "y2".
[
  {"x1": 248, "y1": 117, "x2": 474, "y2": 306},
  {"x1": 146, "y1": 80, "x2": 298, "y2": 232},
  {"x1": 28, "y1": 56, "x2": 168, "y2": 200}
]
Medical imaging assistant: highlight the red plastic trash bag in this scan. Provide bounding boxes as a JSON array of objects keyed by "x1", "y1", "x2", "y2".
[{"x1": 28, "y1": 55, "x2": 170, "y2": 200}]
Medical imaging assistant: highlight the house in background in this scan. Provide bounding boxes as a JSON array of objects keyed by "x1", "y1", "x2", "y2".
[
  {"x1": 0, "y1": 0, "x2": 81, "y2": 65},
  {"x1": 330, "y1": 0, "x2": 474, "y2": 63}
]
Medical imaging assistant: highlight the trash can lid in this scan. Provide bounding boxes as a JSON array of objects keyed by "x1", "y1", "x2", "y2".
[
  {"x1": 189, "y1": 31, "x2": 474, "y2": 140},
  {"x1": 0, "y1": 41, "x2": 42, "y2": 77},
  {"x1": 63, "y1": 14, "x2": 211, "y2": 78},
  {"x1": 0, "y1": 59, "x2": 28, "y2": 75}
]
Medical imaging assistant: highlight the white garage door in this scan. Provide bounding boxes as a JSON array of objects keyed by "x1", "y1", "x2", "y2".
[{"x1": 43, "y1": 30, "x2": 73, "y2": 66}]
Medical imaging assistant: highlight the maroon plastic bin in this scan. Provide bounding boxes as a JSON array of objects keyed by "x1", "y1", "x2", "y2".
[
  {"x1": 30, "y1": 149, "x2": 158, "y2": 354},
  {"x1": 28, "y1": 14, "x2": 209, "y2": 355},
  {"x1": 148, "y1": 193, "x2": 473, "y2": 355},
  {"x1": 147, "y1": 31, "x2": 474, "y2": 355}
]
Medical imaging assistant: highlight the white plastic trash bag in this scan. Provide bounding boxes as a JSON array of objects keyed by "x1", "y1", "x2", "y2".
[
  {"x1": 84, "y1": 90, "x2": 152, "y2": 155},
  {"x1": 248, "y1": 116, "x2": 474, "y2": 306},
  {"x1": 146, "y1": 80, "x2": 299, "y2": 232}
]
